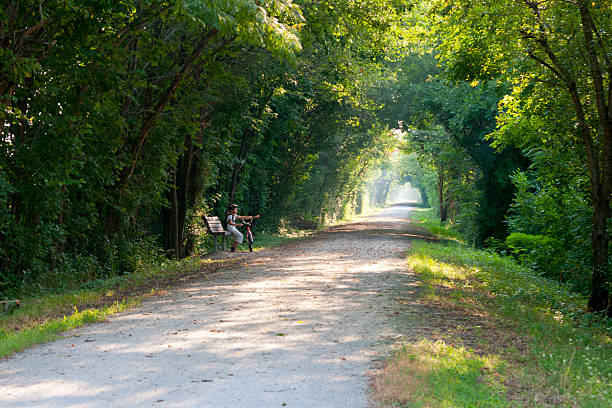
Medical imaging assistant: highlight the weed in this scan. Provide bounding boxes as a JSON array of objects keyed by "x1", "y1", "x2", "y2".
[{"x1": 409, "y1": 208, "x2": 465, "y2": 243}]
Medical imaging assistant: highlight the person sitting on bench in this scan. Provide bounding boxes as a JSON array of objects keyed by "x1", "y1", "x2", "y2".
[{"x1": 225, "y1": 204, "x2": 259, "y2": 252}]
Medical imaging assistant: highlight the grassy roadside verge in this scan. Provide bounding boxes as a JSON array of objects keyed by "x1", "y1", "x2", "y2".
[
  {"x1": 0, "y1": 231, "x2": 306, "y2": 359},
  {"x1": 373, "y1": 210, "x2": 611, "y2": 407}
]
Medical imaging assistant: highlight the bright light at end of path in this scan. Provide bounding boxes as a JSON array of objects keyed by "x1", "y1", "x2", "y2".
[{"x1": 388, "y1": 183, "x2": 421, "y2": 204}]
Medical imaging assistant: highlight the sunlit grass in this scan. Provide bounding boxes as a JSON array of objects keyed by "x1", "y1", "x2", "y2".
[
  {"x1": 396, "y1": 240, "x2": 612, "y2": 407},
  {"x1": 408, "y1": 207, "x2": 465, "y2": 242},
  {"x1": 374, "y1": 339, "x2": 510, "y2": 407},
  {"x1": 0, "y1": 301, "x2": 133, "y2": 358}
]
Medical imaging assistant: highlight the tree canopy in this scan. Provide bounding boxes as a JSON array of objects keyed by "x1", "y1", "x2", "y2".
[
  {"x1": 1, "y1": 1, "x2": 610, "y2": 316},
  {"x1": 0, "y1": 0, "x2": 401, "y2": 295}
]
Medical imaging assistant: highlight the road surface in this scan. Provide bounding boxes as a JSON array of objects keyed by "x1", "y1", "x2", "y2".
[{"x1": 0, "y1": 203, "x2": 419, "y2": 408}]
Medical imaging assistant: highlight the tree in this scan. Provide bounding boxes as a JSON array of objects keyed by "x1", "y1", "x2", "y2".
[
  {"x1": 0, "y1": 0, "x2": 304, "y2": 289},
  {"x1": 376, "y1": 52, "x2": 526, "y2": 242},
  {"x1": 432, "y1": 0, "x2": 611, "y2": 314},
  {"x1": 0, "y1": 0, "x2": 408, "y2": 295}
]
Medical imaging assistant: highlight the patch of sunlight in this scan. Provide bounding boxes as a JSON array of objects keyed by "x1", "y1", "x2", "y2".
[
  {"x1": 373, "y1": 339, "x2": 510, "y2": 408},
  {"x1": 403, "y1": 240, "x2": 612, "y2": 408},
  {"x1": 407, "y1": 254, "x2": 470, "y2": 287},
  {"x1": 4, "y1": 379, "x2": 113, "y2": 400}
]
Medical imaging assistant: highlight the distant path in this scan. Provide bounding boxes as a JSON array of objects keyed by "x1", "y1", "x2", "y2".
[{"x1": 0, "y1": 204, "x2": 419, "y2": 408}]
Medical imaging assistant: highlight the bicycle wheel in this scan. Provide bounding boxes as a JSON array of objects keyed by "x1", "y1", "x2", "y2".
[{"x1": 247, "y1": 231, "x2": 253, "y2": 251}]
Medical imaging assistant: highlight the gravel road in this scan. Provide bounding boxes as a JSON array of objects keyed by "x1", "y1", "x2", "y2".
[{"x1": 0, "y1": 203, "x2": 418, "y2": 408}]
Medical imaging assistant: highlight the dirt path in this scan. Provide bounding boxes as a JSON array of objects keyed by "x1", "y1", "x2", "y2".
[{"x1": 0, "y1": 204, "x2": 421, "y2": 408}]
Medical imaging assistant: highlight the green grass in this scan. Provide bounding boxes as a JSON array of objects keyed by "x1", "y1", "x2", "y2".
[
  {"x1": 0, "y1": 232, "x2": 299, "y2": 358},
  {"x1": 379, "y1": 233, "x2": 611, "y2": 407},
  {"x1": 414, "y1": 342, "x2": 507, "y2": 407},
  {"x1": 375, "y1": 206, "x2": 611, "y2": 407},
  {"x1": 376, "y1": 339, "x2": 511, "y2": 408},
  {"x1": 0, "y1": 301, "x2": 133, "y2": 357},
  {"x1": 408, "y1": 207, "x2": 465, "y2": 242}
]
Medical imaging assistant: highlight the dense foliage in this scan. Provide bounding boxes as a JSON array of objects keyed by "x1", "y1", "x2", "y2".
[
  {"x1": 386, "y1": 0, "x2": 611, "y2": 315},
  {"x1": 376, "y1": 53, "x2": 528, "y2": 245},
  {"x1": 0, "y1": 0, "x2": 398, "y2": 296},
  {"x1": 2, "y1": 1, "x2": 610, "y2": 316}
]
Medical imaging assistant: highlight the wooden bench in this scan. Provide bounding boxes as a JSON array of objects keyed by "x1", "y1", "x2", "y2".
[
  {"x1": 204, "y1": 216, "x2": 232, "y2": 251},
  {"x1": 1, "y1": 299, "x2": 20, "y2": 313}
]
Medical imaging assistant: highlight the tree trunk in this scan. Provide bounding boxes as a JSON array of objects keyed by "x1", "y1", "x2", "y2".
[
  {"x1": 438, "y1": 168, "x2": 447, "y2": 222},
  {"x1": 172, "y1": 170, "x2": 180, "y2": 258},
  {"x1": 163, "y1": 165, "x2": 186, "y2": 259},
  {"x1": 228, "y1": 158, "x2": 243, "y2": 206},
  {"x1": 104, "y1": 209, "x2": 120, "y2": 239},
  {"x1": 162, "y1": 106, "x2": 209, "y2": 258},
  {"x1": 579, "y1": 2, "x2": 611, "y2": 315},
  {"x1": 588, "y1": 194, "x2": 611, "y2": 314},
  {"x1": 162, "y1": 169, "x2": 181, "y2": 259}
]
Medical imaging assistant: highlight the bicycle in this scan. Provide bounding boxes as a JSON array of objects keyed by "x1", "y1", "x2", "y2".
[{"x1": 243, "y1": 218, "x2": 256, "y2": 252}]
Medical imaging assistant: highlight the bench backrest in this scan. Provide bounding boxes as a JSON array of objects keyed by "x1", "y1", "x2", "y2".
[{"x1": 205, "y1": 216, "x2": 225, "y2": 234}]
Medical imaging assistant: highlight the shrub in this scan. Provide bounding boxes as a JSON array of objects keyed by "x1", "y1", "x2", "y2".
[{"x1": 505, "y1": 233, "x2": 565, "y2": 279}]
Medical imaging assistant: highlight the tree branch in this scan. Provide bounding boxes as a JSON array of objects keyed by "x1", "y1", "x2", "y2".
[
  {"x1": 524, "y1": 48, "x2": 564, "y2": 80},
  {"x1": 121, "y1": 29, "x2": 218, "y2": 184}
]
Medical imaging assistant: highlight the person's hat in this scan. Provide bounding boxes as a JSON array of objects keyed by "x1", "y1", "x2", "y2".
[{"x1": 228, "y1": 203, "x2": 238, "y2": 209}]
